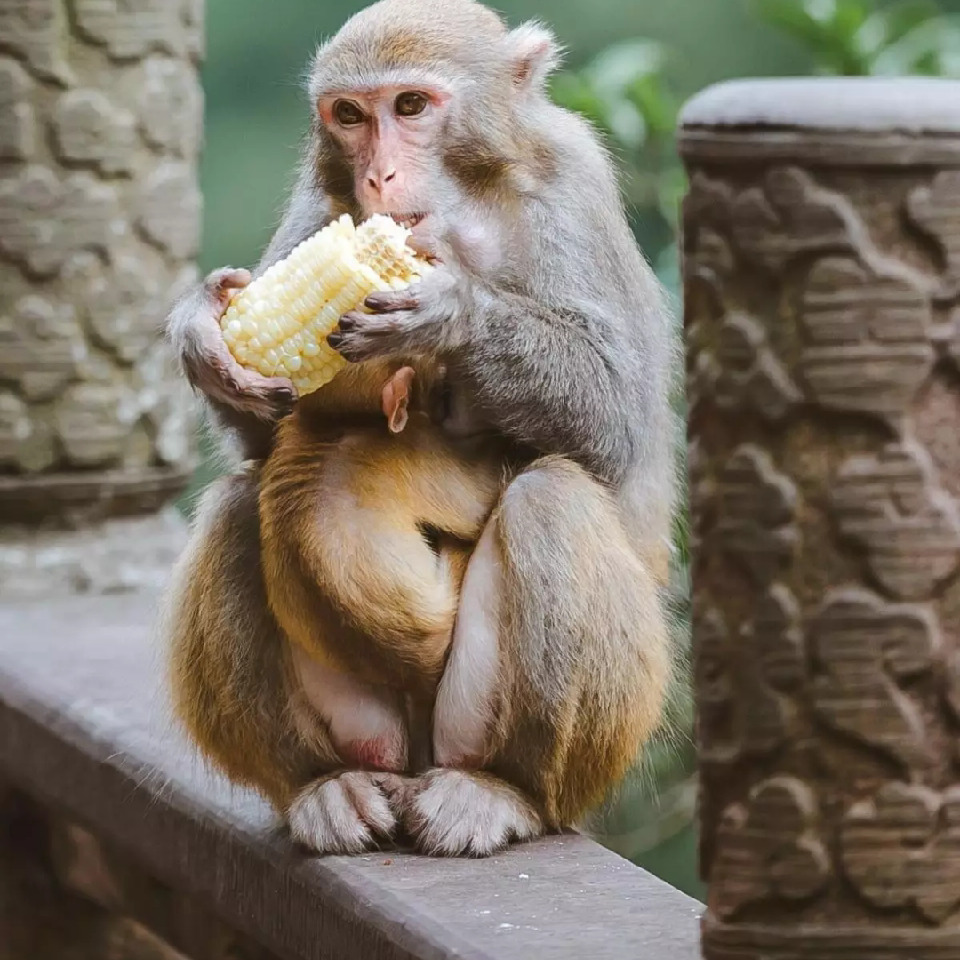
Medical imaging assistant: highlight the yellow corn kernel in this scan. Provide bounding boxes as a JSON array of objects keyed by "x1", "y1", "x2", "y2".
[{"x1": 220, "y1": 213, "x2": 429, "y2": 394}]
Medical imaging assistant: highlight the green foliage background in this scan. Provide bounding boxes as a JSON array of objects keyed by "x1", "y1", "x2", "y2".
[{"x1": 197, "y1": 0, "x2": 960, "y2": 900}]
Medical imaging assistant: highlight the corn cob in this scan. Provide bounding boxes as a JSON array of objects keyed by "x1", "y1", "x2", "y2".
[{"x1": 220, "y1": 214, "x2": 428, "y2": 395}]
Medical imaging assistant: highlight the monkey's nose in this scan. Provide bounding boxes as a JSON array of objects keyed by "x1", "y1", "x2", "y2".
[{"x1": 367, "y1": 168, "x2": 397, "y2": 193}]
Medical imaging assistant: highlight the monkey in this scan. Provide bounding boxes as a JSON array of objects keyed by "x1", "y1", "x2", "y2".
[{"x1": 164, "y1": 0, "x2": 676, "y2": 857}]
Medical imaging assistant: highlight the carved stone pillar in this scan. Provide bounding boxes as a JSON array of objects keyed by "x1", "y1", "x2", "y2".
[
  {"x1": 682, "y1": 78, "x2": 960, "y2": 958},
  {"x1": 0, "y1": 1, "x2": 204, "y2": 596}
]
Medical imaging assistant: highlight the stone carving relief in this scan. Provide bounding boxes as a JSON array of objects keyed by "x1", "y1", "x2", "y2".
[
  {"x1": 0, "y1": 391, "x2": 54, "y2": 473},
  {"x1": 0, "y1": 0, "x2": 200, "y2": 505},
  {"x1": 70, "y1": 0, "x2": 187, "y2": 60},
  {"x1": 65, "y1": 253, "x2": 162, "y2": 364},
  {"x1": 711, "y1": 777, "x2": 829, "y2": 919},
  {"x1": 689, "y1": 309, "x2": 801, "y2": 420},
  {"x1": 832, "y1": 442, "x2": 960, "y2": 600},
  {"x1": 134, "y1": 342, "x2": 195, "y2": 469},
  {"x1": 909, "y1": 171, "x2": 960, "y2": 278},
  {"x1": 685, "y1": 95, "x2": 960, "y2": 955},
  {"x1": 136, "y1": 162, "x2": 201, "y2": 259},
  {"x1": 842, "y1": 783, "x2": 960, "y2": 923},
  {"x1": 799, "y1": 258, "x2": 934, "y2": 418},
  {"x1": 137, "y1": 58, "x2": 202, "y2": 158},
  {"x1": 0, "y1": 59, "x2": 35, "y2": 160},
  {"x1": 716, "y1": 445, "x2": 798, "y2": 583},
  {"x1": 686, "y1": 166, "x2": 857, "y2": 273},
  {"x1": 0, "y1": 294, "x2": 85, "y2": 400},
  {"x1": 52, "y1": 90, "x2": 137, "y2": 175},
  {"x1": 811, "y1": 588, "x2": 939, "y2": 770},
  {"x1": 0, "y1": 166, "x2": 121, "y2": 278},
  {"x1": 0, "y1": 0, "x2": 72, "y2": 84},
  {"x1": 55, "y1": 382, "x2": 139, "y2": 468},
  {"x1": 697, "y1": 586, "x2": 805, "y2": 764}
]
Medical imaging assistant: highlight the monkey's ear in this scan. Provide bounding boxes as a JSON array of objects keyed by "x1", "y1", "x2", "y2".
[{"x1": 503, "y1": 22, "x2": 562, "y2": 93}]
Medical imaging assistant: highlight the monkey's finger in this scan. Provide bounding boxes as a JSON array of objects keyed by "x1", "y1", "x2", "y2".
[
  {"x1": 205, "y1": 267, "x2": 252, "y2": 313},
  {"x1": 363, "y1": 290, "x2": 419, "y2": 313}
]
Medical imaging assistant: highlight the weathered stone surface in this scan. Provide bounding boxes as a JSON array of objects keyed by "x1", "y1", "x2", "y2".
[
  {"x1": 52, "y1": 89, "x2": 138, "y2": 174},
  {"x1": 0, "y1": 508, "x2": 187, "y2": 598},
  {"x1": 684, "y1": 77, "x2": 960, "y2": 959},
  {"x1": 811, "y1": 589, "x2": 939, "y2": 770},
  {"x1": 799, "y1": 259, "x2": 934, "y2": 418},
  {"x1": 137, "y1": 57, "x2": 203, "y2": 157},
  {"x1": 0, "y1": 166, "x2": 121, "y2": 278},
  {"x1": 55, "y1": 382, "x2": 139, "y2": 468},
  {"x1": 65, "y1": 252, "x2": 162, "y2": 364},
  {"x1": 0, "y1": 391, "x2": 54, "y2": 473},
  {"x1": 711, "y1": 777, "x2": 828, "y2": 920},
  {"x1": 0, "y1": 58, "x2": 36, "y2": 160},
  {"x1": 137, "y1": 162, "x2": 201, "y2": 258},
  {"x1": 0, "y1": 593, "x2": 703, "y2": 957},
  {"x1": 70, "y1": 0, "x2": 184, "y2": 60},
  {"x1": 832, "y1": 443, "x2": 960, "y2": 599},
  {"x1": 841, "y1": 783, "x2": 960, "y2": 924},
  {"x1": 714, "y1": 445, "x2": 798, "y2": 584},
  {"x1": 0, "y1": 294, "x2": 86, "y2": 400},
  {"x1": 0, "y1": 0, "x2": 72, "y2": 84},
  {"x1": 0, "y1": 0, "x2": 200, "y2": 539}
]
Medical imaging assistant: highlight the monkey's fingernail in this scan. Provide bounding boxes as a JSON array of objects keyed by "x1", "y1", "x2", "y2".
[
  {"x1": 337, "y1": 315, "x2": 356, "y2": 331},
  {"x1": 326, "y1": 333, "x2": 343, "y2": 349},
  {"x1": 364, "y1": 294, "x2": 389, "y2": 310}
]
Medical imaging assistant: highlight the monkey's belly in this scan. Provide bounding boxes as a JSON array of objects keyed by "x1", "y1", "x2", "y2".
[{"x1": 288, "y1": 641, "x2": 408, "y2": 771}]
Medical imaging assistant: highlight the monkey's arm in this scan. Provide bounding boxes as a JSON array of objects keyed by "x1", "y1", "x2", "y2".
[
  {"x1": 165, "y1": 167, "x2": 333, "y2": 460},
  {"x1": 334, "y1": 279, "x2": 645, "y2": 484}
]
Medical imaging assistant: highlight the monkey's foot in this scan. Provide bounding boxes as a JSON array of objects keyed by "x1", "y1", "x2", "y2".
[
  {"x1": 402, "y1": 769, "x2": 544, "y2": 857},
  {"x1": 287, "y1": 771, "x2": 396, "y2": 855}
]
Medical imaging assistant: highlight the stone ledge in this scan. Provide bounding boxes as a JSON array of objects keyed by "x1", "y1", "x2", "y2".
[
  {"x1": 0, "y1": 592, "x2": 701, "y2": 960},
  {"x1": 680, "y1": 78, "x2": 960, "y2": 134},
  {"x1": 678, "y1": 78, "x2": 960, "y2": 166}
]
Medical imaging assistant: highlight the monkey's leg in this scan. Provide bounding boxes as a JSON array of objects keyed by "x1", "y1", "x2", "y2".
[
  {"x1": 166, "y1": 470, "x2": 321, "y2": 809},
  {"x1": 415, "y1": 457, "x2": 672, "y2": 856},
  {"x1": 165, "y1": 471, "x2": 403, "y2": 854},
  {"x1": 261, "y1": 423, "x2": 500, "y2": 692}
]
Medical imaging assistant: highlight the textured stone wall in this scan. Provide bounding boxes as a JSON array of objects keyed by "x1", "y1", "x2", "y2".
[
  {"x1": 0, "y1": 0, "x2": 202, "y2": 521},
  {"x1": 682, "y1": 79, "x2": 960, "y2": 959},
  {"x1": 0, "y1": 786, "x2": 279, "y2": 960}
]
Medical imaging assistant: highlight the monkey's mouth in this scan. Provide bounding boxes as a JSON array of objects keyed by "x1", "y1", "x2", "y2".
[{"x1": 390, "y1": 212, "x2": 427, "y2": 229}]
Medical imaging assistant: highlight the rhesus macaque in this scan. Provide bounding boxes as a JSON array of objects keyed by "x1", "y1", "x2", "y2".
[{"x1": 164, "y1": 0, "x2": 676, "y2": 857}]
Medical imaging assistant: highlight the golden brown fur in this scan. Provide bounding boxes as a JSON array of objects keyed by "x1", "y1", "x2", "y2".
[{"x1": 260, "y1": 362, "x2": 509, "y2": 699}]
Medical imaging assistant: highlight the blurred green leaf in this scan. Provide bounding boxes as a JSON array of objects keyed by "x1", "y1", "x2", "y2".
[
  {"x1": 755, "y1": 0, "x2": 959, "y2": 76},
  {"x1": 857, "y1": 0, "x2": 939, "y2": 57},
  {"x1": 873, "y1": 15, "x2": 960, "y2": 76}
]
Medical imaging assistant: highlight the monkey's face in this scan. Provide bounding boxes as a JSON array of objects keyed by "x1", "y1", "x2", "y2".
[{"x1": 317, "y1": 84, "x2": 454, "y2": 240}]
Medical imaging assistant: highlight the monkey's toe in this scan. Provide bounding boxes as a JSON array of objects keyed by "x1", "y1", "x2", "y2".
[
  {"x1": 404, "y1": 769, "x2": 544, "y2": 858},
  {"x1": 287, "y1": 771, "x2": 397, "y2": 855}
]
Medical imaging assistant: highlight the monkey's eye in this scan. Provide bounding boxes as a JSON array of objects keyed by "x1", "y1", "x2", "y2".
[
  {"x1": 395, "y1": 92, "x2": 428, "y2": 118},
  {"x1": 333, "y1": 100, "x2": 365, "y2": 126}
]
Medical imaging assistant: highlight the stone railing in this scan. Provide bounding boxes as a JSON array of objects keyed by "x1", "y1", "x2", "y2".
[
  {"x1": 0, "y1": 594, "x2": 701, "y2": 960},
  {"x1": 682, "y1": 77, "x2": 960, "y2": 959}
]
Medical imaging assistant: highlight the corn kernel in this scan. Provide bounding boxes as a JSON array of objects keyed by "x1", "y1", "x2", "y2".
[{"x1": 220, "y1": 213, "x2": 429, "y2": 396}]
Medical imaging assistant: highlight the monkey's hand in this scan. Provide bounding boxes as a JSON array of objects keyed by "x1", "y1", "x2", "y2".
[
  {"x1": 328, "y1": 265, "x2": 468, "y2": 363},
  {"x1": 168, "y1": 267, "x2": 298, "y2": 422}
]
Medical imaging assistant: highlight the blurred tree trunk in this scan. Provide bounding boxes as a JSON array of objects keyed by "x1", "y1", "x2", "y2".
[{"x1": 0, "y1": 1, "x2": 204, "y2": 597}]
